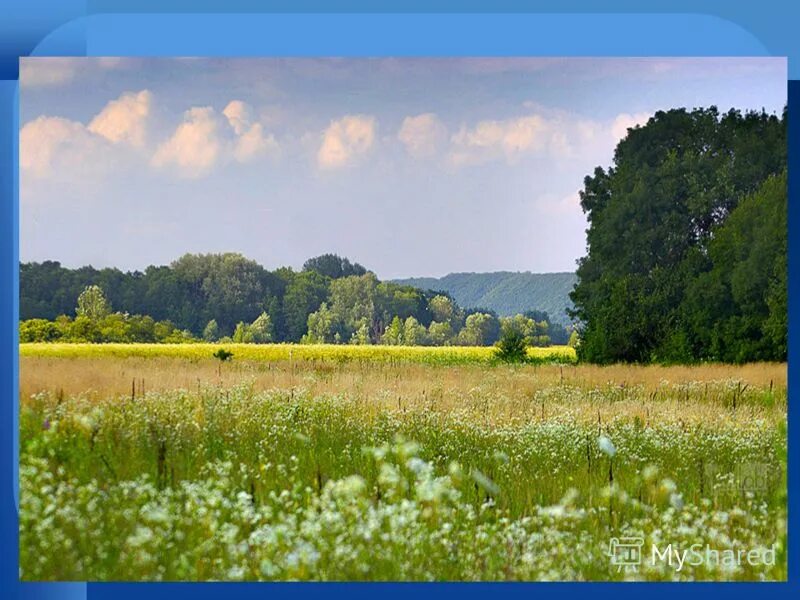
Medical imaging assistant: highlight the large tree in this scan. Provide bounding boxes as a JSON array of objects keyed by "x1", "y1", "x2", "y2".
[{"x1": 571, "y1": 106, "x2": 786, "y2": 363}]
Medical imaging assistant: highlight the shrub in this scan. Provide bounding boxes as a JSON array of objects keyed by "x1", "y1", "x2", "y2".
[{"x1": 495, "y1": 328, "x2": 528, "y2": 363}]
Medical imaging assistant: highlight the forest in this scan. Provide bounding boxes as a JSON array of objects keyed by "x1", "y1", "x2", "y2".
[{"x1": 19, "y1": 253, "x2": 573, "y2": 347}]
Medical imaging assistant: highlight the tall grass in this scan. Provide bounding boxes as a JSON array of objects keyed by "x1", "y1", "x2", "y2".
[{"x1": 19, "y1": 356, "x2": 786, "y2": 581}]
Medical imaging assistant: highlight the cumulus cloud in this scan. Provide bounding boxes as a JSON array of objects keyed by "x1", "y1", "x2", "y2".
[
  {"x1": 611, "y1": 112, "x2": 651, "y2": 142},
  {"x1": 317, "y1": 115, "x2": 376, "y2": 169},
  {"x1": 153, "y1": 101, "x2": 280, "y2": 176},
  {"x1": 20, "y1": 116, "x2": 106, "y2": 178},
  {"x1": 223, "y1": 100, "x2": 279, "y2": 162},
  {"x1": 449, "y1": 114, "x2": 554, "y2": 166},
  {"x1": 88, "y1": 90, "x2": 153, "y2": 148},
  {"x1": 222, "y1": 100, "x2": 253, "y2": 135},
  {"x1": 234, "y1": 122, "x2": 279, "y2": 162},
  {"x1": 22, "y1": 94, "x2": 280, "y2": 182},
  {"x1": 20, "y1": 89, "x2": 154, "y2": 179},
  {"x1": 446, "y1": 108, "x2": 652, "y2": 168},
  {"x1": 151, "y1": 107, "x2": 222, "y2": 177},
  {"x1": 398, "y1": 113, "x2": 447, "y2": 159}
]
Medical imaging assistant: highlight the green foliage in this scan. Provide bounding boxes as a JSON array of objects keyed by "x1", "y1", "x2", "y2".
[
  {"x1": 495, "y1": 325, "x2": 529, "y2": 363},
  {"x1": 427, "y1": 321, "x2": 453, "y2": 346},
  {"x1": 682, "y1": 172, "x2": 787, "y2": 362},
  {"x1": 571, "y1": 107, "x2": 786, "y2": 363},
  {"x1": 283, "y1": 271, "x2": 330, "y2": 342},
  {"x1": 76, "y1": 285, "x2": 111, "y2": 320},
  {"x1": 21, "y1": 253, "x2": 569, "y2": 348},
  {"x1": 19, "y1": 319, "x2": 61, "y2": 343},
  {"x1": 402, "y1": 316, "x2": 428, "y2": 346},
  {"x1": 499, "y1": 314, "x2": 550, "y2": 347},
  {"x1": 458, "y1": 312, "x2": 500, "y2": 346},
  {"x1": 567, "y1": 329, "x2": 580, "y2": 348},
  {"x1": 203, "y1": 319, "x2": 219, "y2": 342},
  {"x1": 380, "y1": 316, "x2": 404, "y2": 345},
  {"x1": 428, "y1": 294, "x2": 454, "y2": 322},
  {"x1": 212, "y1": 348, "x2": 233, "y2": 361},
  {"x1": 20, "y1": 313, "x2": 191, "y2": 344},
  {"x1": 303, "y1": 253, "x2": 367, "y2": 279},
  {"x1": 232, "y1": 322, "x2": 254, "y2": 344},
  {"x1": 304, "y1": 303, "x2": 337, "y2": 344},
  {"x1": 249, "y1": 312, "x2": 273, "y2": 343}
]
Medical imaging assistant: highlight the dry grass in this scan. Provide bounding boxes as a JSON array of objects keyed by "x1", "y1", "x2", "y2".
[{"x1": 20, "y1": 356, "x2": 786, "y2": 427}]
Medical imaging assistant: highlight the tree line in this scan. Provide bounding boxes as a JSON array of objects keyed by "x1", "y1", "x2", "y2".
[
  {"x1": 571, "y1": 106, "x2": 787, "y2": 363},
  {"x1": 20, "y1": 253, "x2": 574, "y2": 346}
]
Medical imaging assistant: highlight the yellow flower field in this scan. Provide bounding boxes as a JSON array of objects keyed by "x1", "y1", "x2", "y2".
[{"x1": 19, "y1": 342, "x2": 577, "y2": 365}]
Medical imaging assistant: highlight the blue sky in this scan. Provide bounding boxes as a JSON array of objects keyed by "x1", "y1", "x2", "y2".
[{"x1": 20, "y1": 57, "x2": 786, "y2": 279}]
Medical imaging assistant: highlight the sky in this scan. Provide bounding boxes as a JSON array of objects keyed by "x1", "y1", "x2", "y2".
[{"x1": 19, "y1": 57, "x2": 786, "y2": 279}]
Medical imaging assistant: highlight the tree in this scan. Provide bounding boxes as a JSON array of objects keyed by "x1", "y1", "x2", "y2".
[
  {"x1": 328, "y1": 273, "x2": 379, "y2": 341},
  {"x1": 349, "y1": 318, "x2": 371, "y2": 345},
  {"x1": 249, "y1": 312, "x2": 273, "y2": 343},
  {"x1": 495, "y1": 327, "x2": 528, "y2": 363},
  {"x1": 568, "y1": 329, "x2": 580, "y2": 348},
  {"x1": 428, "y1": 295, "x2": 454, "y2": 323},
  {"x1": 282, "y1": 270, "x2": 330, "y2": 342},
  {"x1": 460, "y1": 312, "x2": 500, "y2": 346},
  {"x1": 427, "y1": 321, "x2": 452, "y2": 346},
  {"x1": 303, "y1": 253, "x2": 367, "y2": 279},
  {"x1": 76, "y1": 285, "x2": 111, "y2": 320},
  {"x1": 304, "y1": 303, "x2": 337, "y2": 344},
  {"x1": 682, "y1": 171, "x2": 787, "y2": 362},
  {"x1": 570, "y1": 107, "x2": 786, "y2": 363},
  {"x1": 203, "y1": 319, "x2": 220, "y2": 342},
  {"x1": 232, "y1": 322, "x2": 254, "y2": 343},
  {"x1": 19, "y1": 319, "x2": 61, "y2": 342},
  {"x1": 381, "y1": 316, "x2": 404, "y2": 345},
  {"x1": 403, "y1": 316, "x2": 428, "y2": 346}
]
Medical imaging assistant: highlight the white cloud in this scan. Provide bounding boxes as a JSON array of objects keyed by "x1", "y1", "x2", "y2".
[
  {"x1": 317, "y1": 115, "x2": 376, "y2": 169},
  {"x1": 398, "y1": 113, "x2": 447, "y2": 159},
  {"x1": 20, "y1": 116, "x2": 106, "y2": 177},
  {"x1": 153, "y1": 101, "x2": 280, "y2": 176},
  {"x1": 222, "y1": 100, "x2": 253, "y2": 136},
  {"x1": 20, "y1": 88, "x2": 153, "y2": 179},
  {"x1": 234, "y1": 123, "x2": 279, "y2": 162},
  {"x1": 223, "y1": 100, "x2": 280, "y2": 162},
  {"x1": 446, "y1": 108, "x2": 654, "y2": 168},
  {"x1": 151, "y1": 107, "x2": 222, "y2": 177},
  {"x1": 88, "y1": 90, "x2": 153, "y2": 148},
  {"x1": 611, "y1": 112, "x2": 651, "y2": 142},
  {"x1": 449, "y1": 114, "x2": 553, "y2": 166}
]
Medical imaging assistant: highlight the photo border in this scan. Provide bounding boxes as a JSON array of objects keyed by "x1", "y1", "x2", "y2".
[{"x1": 2, "y1": 2, "x2": 797, "y2": 598}]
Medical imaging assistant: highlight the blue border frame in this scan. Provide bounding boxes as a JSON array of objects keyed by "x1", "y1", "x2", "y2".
[{"x1": 2, "y1": 2, "x2": 797, "y2": 599}]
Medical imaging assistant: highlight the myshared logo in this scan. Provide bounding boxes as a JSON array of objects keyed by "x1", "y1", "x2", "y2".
[
  {"x1": 609, "y1": 537, "x2": 776, "y2": 573},
  {"x1": 703, "y1": 461, "x2": 780, "y2": 498}
]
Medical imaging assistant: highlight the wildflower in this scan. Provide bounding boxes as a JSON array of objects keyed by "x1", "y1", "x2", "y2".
[
  {"x1": 598, "y1": 435, "x2": 616, "y2": 458},
  {"x1": 471, "y1": 469, "x2": 499, "y2": 496}
]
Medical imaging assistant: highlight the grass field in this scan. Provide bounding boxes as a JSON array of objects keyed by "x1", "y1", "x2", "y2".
[{"x1": 19, "y1": 347, "x2": 787, "y2": 581}]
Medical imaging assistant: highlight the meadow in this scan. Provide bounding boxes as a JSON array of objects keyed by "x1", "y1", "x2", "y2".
[{"x1": 19, "y1": 345, "x2": 787, "y2": 581}]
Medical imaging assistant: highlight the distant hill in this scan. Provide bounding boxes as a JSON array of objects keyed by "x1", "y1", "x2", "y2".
[{"x1": 394, "y1": 272, "x2": 577, "y2": 324}]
